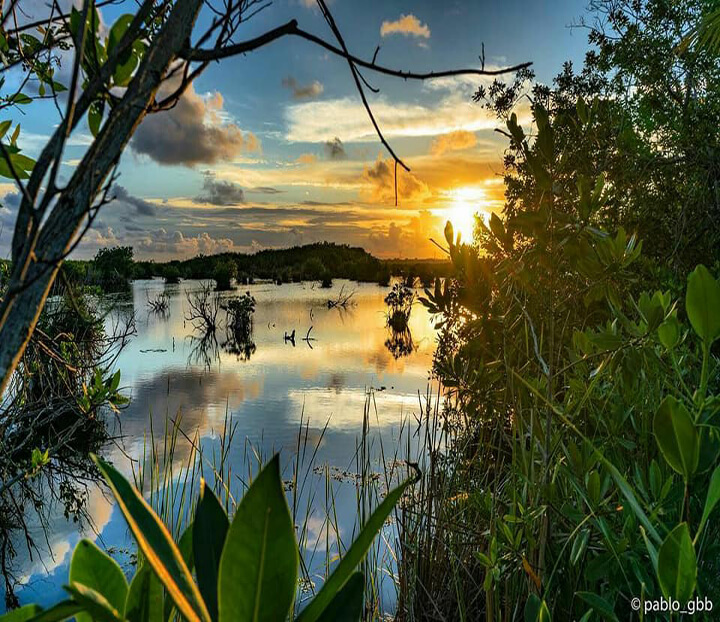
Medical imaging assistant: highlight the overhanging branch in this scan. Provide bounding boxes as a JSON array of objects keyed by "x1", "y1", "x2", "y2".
[{"x1": 180, "y1": 20, "x2": 533, "y2": 81}]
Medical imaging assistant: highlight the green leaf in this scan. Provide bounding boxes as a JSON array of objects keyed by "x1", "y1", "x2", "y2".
[
  {"x1": 316, "y1": 572, "x2": 364, "y2": 622},
  {"x1": 686, "y1": 264, "x2": 720, "y2": 345},
  {"x1": 657, "y1": 523, "x2": 697, "y2": 602},
  {"x1": 69, "y1": 539, "x2": 128, "y2": 622},
  {"x1": 194, "y1": 481, "x2": 229, "y2": 621},
  {"x1": 88, "y1": 101, "x2": 104, "y2": 137},
  {"x1": 107, "y1": 14, "x2": 134, "y2": 55},
  {"x1": 296, "y1": 475, "x2": 413, "y2": 622},
  {"x1": 63, "y1": 583, "x2": 123, "y2": 622},
  {"x1": 124, "y1": 564, "x2": 163, "y2": 622},
  {"x1": 570, "y1": 529, "x2": 590, "y2": 566},
  {"x1": 163, "y1": 522, "x2": 194, "y2": 622},
  {"x1": 90, "y1": 454, "x2": 211, "y2": 622},
  {"x1": 0, "y1": 120, "x2": 11, "y2": 139},
  {"x1": 524, "y1": 594, "x2": 551, "y2": 622},
  {"x1": 658, "y1": 315, "x2": 680, "y2": 349},
  {"x1": 698, "y1": 465, "x2": 720, "y2": 537},
  {"x1": 10, "y1": 93, "x2": 32, "y2": 105},
  {"x1": 28, "y1": 601, "x2": 84, "y2": 622},
  {"x1": 218, "y1": 455, "x2": 298, "y2": 622},
  {"x1": 653, "y1": 396, "x2": 699, "y2": 479},
  {"x1": 0, "y1": 605, "x2": 42, "y2": 622},
  {"x1": 575, "y1": 592, "x2": 618, "y2": 622}
]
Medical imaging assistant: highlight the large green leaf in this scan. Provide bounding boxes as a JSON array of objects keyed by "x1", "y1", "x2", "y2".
[
  {"x1": 316, "y1": 572, "x2": 364, "y2": 622},
  {"x1": 657, "y1": 523, "x2": 696, "y2": 602},
  {"x1": 0, "y1": 605, "x2": 42, "y2": 621},
  {"x1": 296, "y1": 476, "x2": 413, "y2": 622},
  {"x1": 125, "y1": 565, "x2": 163, "y2": 622},
  {"x1": 91, "y1": 454, "x2": 210, "y2": 622},
  {"x1": 698, "y1": 465, "x2": 720, "y2": 537},
  {"x1": 653, "y1": 396, "x2": 699, "y2": 479},
  {"x1": 686, "y1": 264, "x2": 720, "y2": 345},
  {"x1": 69, "y1": 539, "x2": 128, "y2": 622},
  {"x1": 29, "y1": 601, "x2": 83, "y2": 622},
  {"x1": 218, "y1": 455, "x2": 298, "y2": 622},
  {"x1": 163, "y1": 521, "x2": 194, "y2": 622},
  {"x1": 193, "y1": 481, "x2": 229, "y2": 621},
  {"x1": 63, "y1": 583, "x2": 123, "y2": 622}
]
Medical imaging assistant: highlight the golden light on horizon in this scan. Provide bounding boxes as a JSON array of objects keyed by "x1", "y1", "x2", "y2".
[{"x1": 440, "y1": 186, "x2": 490, "y2": 243}]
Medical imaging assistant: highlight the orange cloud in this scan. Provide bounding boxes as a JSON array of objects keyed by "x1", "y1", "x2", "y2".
[
  {"x1": 296, "y1": 153, "x2": 317, "y2": 164},
  {"x1": 381, "y1": 14, "x2": 430, "y2": 38},
  {"x1": 430, "y1": 130, "x2": 477, "y2": 155},
  {"x1": 361, "y1": 156, "x2": 431, "y2": 204}
]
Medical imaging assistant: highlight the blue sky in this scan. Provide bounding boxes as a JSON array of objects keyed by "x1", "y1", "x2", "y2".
[{"x1": 3, "y1": 0, "x2": 589, "y2": 259}]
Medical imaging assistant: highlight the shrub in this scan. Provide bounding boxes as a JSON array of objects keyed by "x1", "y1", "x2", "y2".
[{"x1": 213, "y1": 260, "x2": 237, "y2": 291}]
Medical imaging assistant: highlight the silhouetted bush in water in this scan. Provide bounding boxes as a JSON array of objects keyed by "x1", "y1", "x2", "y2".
[
  {"x1": 222, "y1": 292, "x2": 257, "y2": 361},
  {"x1": 384, "y1": 283, "x2": 414, "y2": 331},
  {"x1": 185, "y1": 282, "x2": 220, "y2": 333},
  {"x1": 163, "y1": 265, "x2": 181, "y2": 284},
  {"x1": 213, "y1": 259, "x2": 237, "y2": 291}
]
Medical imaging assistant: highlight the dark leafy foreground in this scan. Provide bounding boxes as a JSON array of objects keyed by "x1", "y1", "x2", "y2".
[{"x1": 0, "y1": 455, "x2": 412, "y2": 622}]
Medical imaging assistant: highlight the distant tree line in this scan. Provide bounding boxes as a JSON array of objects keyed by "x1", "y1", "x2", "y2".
[{"x1": 43, "y1": 243, "x2": 452, "y2": 293}]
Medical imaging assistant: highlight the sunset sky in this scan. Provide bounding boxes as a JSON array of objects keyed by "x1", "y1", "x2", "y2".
[{"x1": 4, "y1": 0, "x2": 588, "y2": 259}]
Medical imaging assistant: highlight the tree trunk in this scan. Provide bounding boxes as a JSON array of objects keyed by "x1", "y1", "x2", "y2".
[{"x1": 0, "y1": 0, "x2": 203, "y2": 396}]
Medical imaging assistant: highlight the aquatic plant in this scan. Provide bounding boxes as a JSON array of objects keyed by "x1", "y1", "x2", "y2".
[
  {"x1": 222, "y1": 293, "x2": 256, "y2": 361},
  {"x1": 384, "y1": 283, "x2": 414, "y2": 331},
  {"x1": 0, "y1": 453, "x2": 412, "y2": 622}
]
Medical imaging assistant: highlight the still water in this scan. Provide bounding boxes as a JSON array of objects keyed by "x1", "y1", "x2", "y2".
[{"x1": 8, "y1": 278, "x2": 437, "y2": 612}]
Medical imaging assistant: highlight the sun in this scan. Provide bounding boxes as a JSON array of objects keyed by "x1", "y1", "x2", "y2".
[{"x1": 442, "y1": 186, "x2": 490, "y2": 243}]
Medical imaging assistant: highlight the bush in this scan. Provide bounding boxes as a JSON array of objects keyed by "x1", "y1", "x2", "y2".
[
  {"x1": 163, "y1": 265, "x2": 181, "y2": 284},
  {"x1": 409, "y1": 100, "x2": 720, "y2": 619},
  {"x1": 213, "y1": 260, "x2": 237, "y2": 291}
]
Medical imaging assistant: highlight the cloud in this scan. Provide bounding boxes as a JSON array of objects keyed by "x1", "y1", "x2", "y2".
[
  {"x1": 137, "y1": 229, "x2": 238, "y2": 258},
  {"x1": 323, "y1": 137, "x2": 347, "y2": 160},
  {"x1": 132, "y1": 82, "x2": 260, "y2": 166},
  {"x1": 194, "y1": 173, "x2": 245, "y2": 206},
  {"x1": 430, "y1": 130, "x2": 477, "y2": 155},
  {"x1": 285, "y1": 96, "x2": 499, "y2": 143},
  {"x1": 361, "y1": 156, "x2": 431, "y2": 204},
  {"x1": 366, "y1": 210, "x2": 443, "y2": 258},
  {"x1": 248, "y1": 187, "x2": 284, "y2": 195},
  {"x1": 380, "y1": 14, "x2": 430, "y2": 38},
  {"x1": 112, "y1": 185, "x2": 157, "y2": 216},
  {"x1": 282, "y1": 76, "x2": 324, "y2": 100}
]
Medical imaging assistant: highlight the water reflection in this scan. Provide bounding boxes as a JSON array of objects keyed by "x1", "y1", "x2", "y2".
[
  {"x1": 6, "y1": 279, "x2": 437, "y2": 612},
  {"x1": 385, "y1": 326, "x2": 415, "y2": 359}
]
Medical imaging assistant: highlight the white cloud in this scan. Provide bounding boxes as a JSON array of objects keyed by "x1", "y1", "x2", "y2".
[{"x1": 285, "y1": 95, "x2": 497, "y2": 143}]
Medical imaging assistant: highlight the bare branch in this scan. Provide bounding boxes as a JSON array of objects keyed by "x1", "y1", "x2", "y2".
[{"x1": 181, "y1": 20, "x2": 533, "y2": 81}]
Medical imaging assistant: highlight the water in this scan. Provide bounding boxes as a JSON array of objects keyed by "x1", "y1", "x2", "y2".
[{"x1": 6, "y1": 278, "x2": 437, "y2": 612}]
